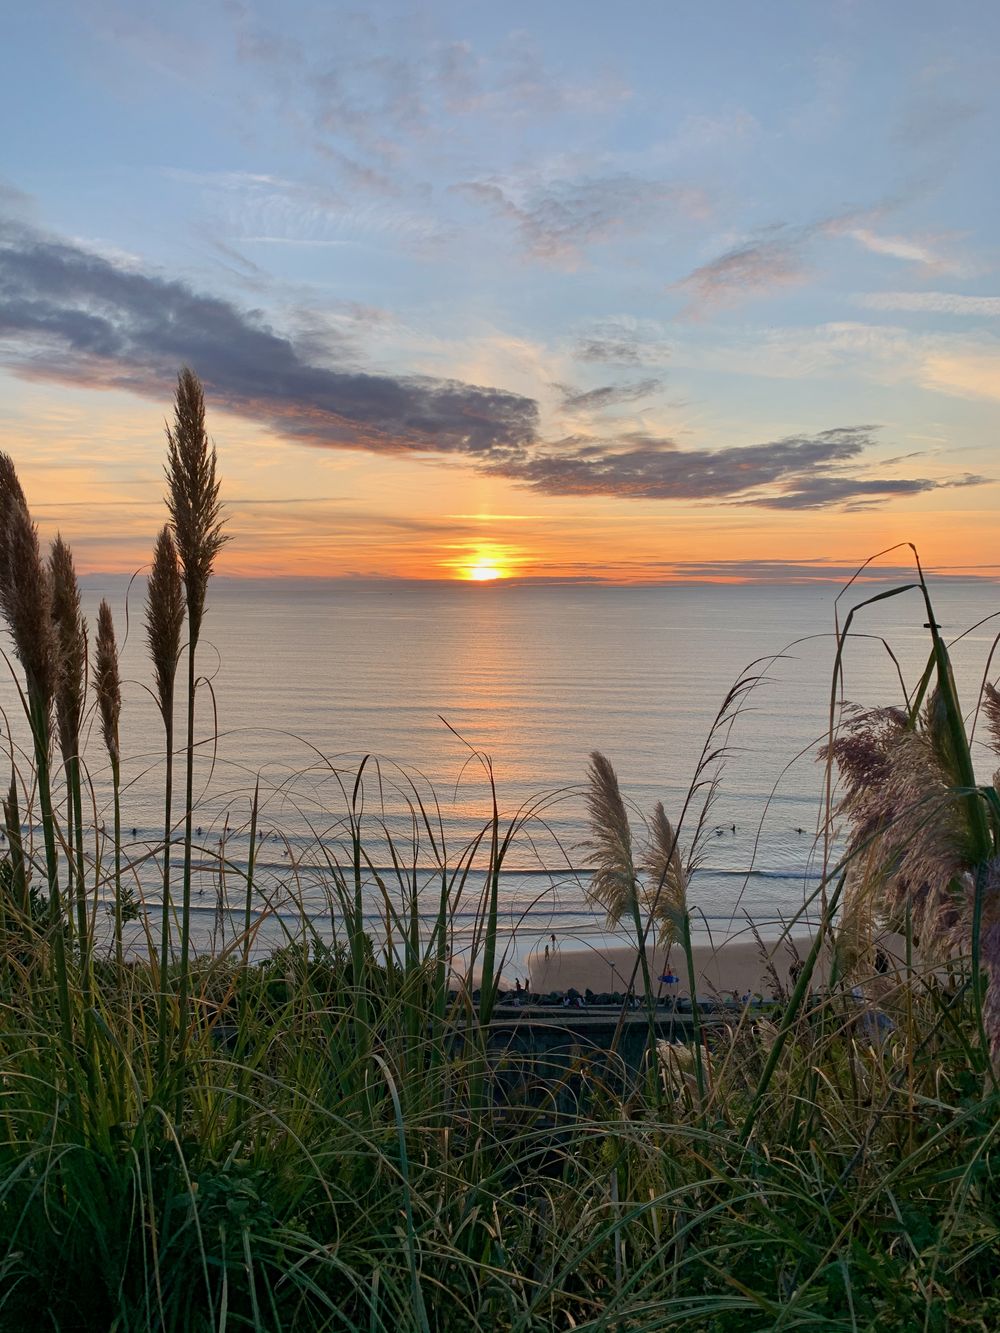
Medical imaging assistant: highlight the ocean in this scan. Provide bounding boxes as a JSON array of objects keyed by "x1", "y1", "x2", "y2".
[{"x1": 5, "y1": 576, "x2": 999, "y2": 977}]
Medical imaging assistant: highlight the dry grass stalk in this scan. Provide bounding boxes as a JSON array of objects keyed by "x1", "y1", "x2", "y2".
[
  {"x1": 147, "y1": 524, "x2": 185, "y2": 1058},
  {"x1": 94, "y1": 600, "x2": 121, "y2": 766},
  {"x1": 657, "y1": 1038, "x2": 712, "y2": 1101},
  {"x1": 50, "y1": 535, "x2": 93, "y2": 987},
  {"x1": 164, "y1": 368, "x2": 227, "y2": 644},
  {"x1": 163, "y1": 369, "x2": 228, "y2": 1065},
  {"x1": 145, "y1": 525, "x2": 184, "y2": 718},
  {"x1": 747, "y1": 916, "x2": 786, "y2": 1002},
  {"x1": 2, "y1": 777, "x2": 28, "y2": 918},
  {"x1": 981, "y1": 861, "x2": 1000, "y2": 1064},
  {"x1": 95, "y1": 597, "x2": 132, "y2": 967},
  {"x1": 49, "y1": 536, "x2": 88, "y2": 765}
]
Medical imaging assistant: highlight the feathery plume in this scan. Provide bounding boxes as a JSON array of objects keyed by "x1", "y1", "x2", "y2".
[
  {"x1": 584, "y1": 751, "x2": 639, "y2": 926},
  {"x1": 643, "y1": 801, "x2": 688, "y2": 942},
  {"x1": 94, "y1": 600, "x2": 121, "y2": 766},
  {"x1": 0, "y1": 453, "x2": 27, "y2": 519},
  {"x1": 49, "y1": 536, "x2": 88, "y2": 765},
  {"x1": 826, "y1": 702, "x2": 973, "y2": 960},
  {"x1": 0, "y1": 468, "x2": 54, "y2": 709},
  {"x1": 0, "y1": 457, "x2": 72, "y2": 1052},
  {"x1": 982, "y1": 683, "x2": 1000, "y2": 769},
  {"x1": 145, "y1": 525, "x2": 185, "y2": 719},
  {"x1": 164, "y1": 368, "x2": 227, "y2": 644}
]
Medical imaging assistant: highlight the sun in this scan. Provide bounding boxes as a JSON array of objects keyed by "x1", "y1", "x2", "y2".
[
  {"x1": 452, "y1": 543, "x2": 517, "y2": 581},
  {"x1": 466, "y1": 556, "x2": 505, "y2": 581}
]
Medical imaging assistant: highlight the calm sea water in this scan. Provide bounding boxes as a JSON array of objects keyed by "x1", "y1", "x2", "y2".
[{"x1": 4, "y1": 577, "x2": 999, "y2": 975}]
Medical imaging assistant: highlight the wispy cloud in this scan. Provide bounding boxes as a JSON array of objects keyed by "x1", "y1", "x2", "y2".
[
  {"x1": 922, "y1": 352, "x2": 1000, "y2": 403},
  {"x1": 227, "y1": 11, "x2": 630, "y2": 178},
  {"x1": 858, "y1": 291, "x2": 1000, "y2": 317},
  {"x1": 458, "y1": 175, "x2": 705, "y2": 265},
  {"x1": 674, "y1": 211, "x2": 974, "y2": 315},
  {"x1": 432, "y1": 31, "x2": 631, "y2": 119},
  {"x1": 845, "y1": 227, "x2": 967, "y2": 273},
  {"x1": 557, "y1": 378, "x2": 662, "y2": 413},
  {"x1": 673, "y1": 225, "x2": 811, "y2": 313},
  {"x1": 169, "y1": 169, "x2": 444, "y2": 251},
  {"x1": 632, "y1": 558, "x2": 1000, "y2": 583},
  {"x1": 672, "y1": 320, "x2": 1000, "y2": 404},
  {"x1": 893, "y1": 70, "x2": 981, "y2": 150},
  {"x1": 572, "y1": 317, "x2": 672, "y2": 367}
]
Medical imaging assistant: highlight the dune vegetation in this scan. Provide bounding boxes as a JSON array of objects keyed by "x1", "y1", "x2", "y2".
[{"x1": 0, "y1": 371, "x2": 996, "y2": 1331}]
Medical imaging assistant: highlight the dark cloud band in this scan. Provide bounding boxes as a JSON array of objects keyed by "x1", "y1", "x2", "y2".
[
  {"x1": 0, "y1": 216, "x2": 984, "y2": 511},
  {"x1": 0, "y1": 216, "x2": 539, "y2": 455},
  {"x1": 487, "y1": 429, "x2": 985, "y2": 508}
]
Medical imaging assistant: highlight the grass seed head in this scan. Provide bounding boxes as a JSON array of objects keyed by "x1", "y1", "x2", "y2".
[
  {"x1": 94, "y1": 599, "x2": 121, "y2": 766},
  {"x1": 0, "y1": 453, "x2": 27, "y2": 518},
  {"x1": 0, "y1": 458, "x2": 55, "y2": 710},
  {"x1": 828, "y1": 703, "x2": 973, "y2": 961},
  {"x1": 584, "y1": 750, "x2": 639, "y2": 926},
  {"x1": 165, "y1": 367, "x2": 228, "y2": 644},
  {"x1": 146, "y1": 525, "x2": 185, "y2": 722},
  {"x1": 643, "y1": 801, "x2": 688, "y2": 942},
  {"x1": 982, "y1": 682, "x2": 1000, "y2": 767},
  {"x1": 50, "y1": 535, "x2": 88, "y2": 765}
]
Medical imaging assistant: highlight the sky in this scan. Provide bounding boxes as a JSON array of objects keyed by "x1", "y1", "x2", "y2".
[{"x1": 0, "y1": 0, "x2": 998, "y2": 582}]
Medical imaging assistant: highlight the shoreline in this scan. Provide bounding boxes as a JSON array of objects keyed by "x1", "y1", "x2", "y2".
[{"x1": 525, "y1": 930, "x2": 916, "y2": 999}]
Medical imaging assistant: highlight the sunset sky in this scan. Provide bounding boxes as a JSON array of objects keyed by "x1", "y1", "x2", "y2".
[{"x1": 0, "y1": 0, "x2": 997, "y2": 582}]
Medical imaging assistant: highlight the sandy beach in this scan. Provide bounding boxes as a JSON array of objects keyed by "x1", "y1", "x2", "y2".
[{"x1": 526, "y1": 930, "x2": 917, "y2": 999}]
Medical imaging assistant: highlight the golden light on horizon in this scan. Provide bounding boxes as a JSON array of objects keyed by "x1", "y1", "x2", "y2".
[
  {"x1": 442, "y1": 538, "x2": 524, "y2": 581},
  {"x1": 465, "y1": 555, "x2": 506, "y2": 581}
]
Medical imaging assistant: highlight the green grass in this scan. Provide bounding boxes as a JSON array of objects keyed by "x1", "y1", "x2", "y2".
[
  {"x1": 0, "y1": 390, "x2": 998, "y2": 1330},
  {"x1": 0, "y1": 932, "x2": 996, "y2": 1331}
]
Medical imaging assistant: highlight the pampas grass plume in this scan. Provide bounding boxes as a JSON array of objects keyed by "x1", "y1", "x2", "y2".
[
  {"x1": 584, "y1": 750, "x2": 639, "y2": 925},
  {"x1": 0, "y1": 455, "x2": 54, "y2": 708},
  {"x1": 827, "y1": 705, "x2": 968, "y2": 953},
  {"x1": 643, "y1": 800, "x2": 687, "y2": 941},
  {"x1": 49, "y1": 535, "x2": 87, "y2": 765},
  {"x1": 146, "y1": 525, "x2": 185, "y2": 719},
  {"x1": 94, "y1": 599, "x2": 121, "y2": 766},
  {"x1": 165, "y1": 368, "x2": 227, "y2": 644}
]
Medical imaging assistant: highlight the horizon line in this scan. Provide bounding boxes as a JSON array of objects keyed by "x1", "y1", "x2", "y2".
[{"x1": 75, "y1": 568, "x2": 1000, "y2": 589}]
